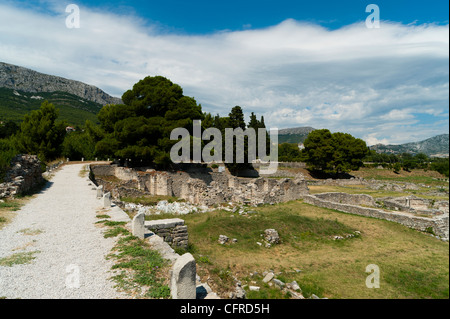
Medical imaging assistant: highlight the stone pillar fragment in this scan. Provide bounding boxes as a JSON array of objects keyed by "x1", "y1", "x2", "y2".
[
  {"x1": 132, "y1": 212, "x2": 146, "y2": 239},
  {"x1": 170, "y1": 253, "x2": 196, "y2": 299},
  {"x1": 103, "y1": 192, "x2": 111, "y2": 208},
  {"x1": 96, "y1": 185, "x2": 103, "y2": 198}
]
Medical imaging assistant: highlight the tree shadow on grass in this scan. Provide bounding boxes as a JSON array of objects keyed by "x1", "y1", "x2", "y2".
[{"x1": 308, "y1": 169, "x2": 356, "y2": 180}]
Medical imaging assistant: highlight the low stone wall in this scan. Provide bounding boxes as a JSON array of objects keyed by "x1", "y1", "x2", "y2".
[
  {"x1": 0, "y1": 154, "x2": 44, "y2": 199},
  {"x1": 308, "y1": 177, "x2": 367, "y2": 187},
  {"x1": 377, "y1": 196, "x2": 447, "y2": 216},
  {"x1": 304, "y1": 194, "x2": 449, "y2": 240},
  {"x1": 253, "y1": 161, "x2": 307, "y2": 169},
  {"x1": 314, "y1": 192, "x2": 376, "y2": 207},
  {"x1": 145, "y1": 218, "x2": 189, "y2": 249}
]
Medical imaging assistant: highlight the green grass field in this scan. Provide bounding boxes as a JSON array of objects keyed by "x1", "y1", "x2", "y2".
[{"x1": 146, "y1": 200, "x2": 449, "y2": 299}]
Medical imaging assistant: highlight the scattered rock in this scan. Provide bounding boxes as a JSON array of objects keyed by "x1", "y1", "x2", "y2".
[
  {"x1": 264, "y1": 229, "x2": 280, "y2": 245},
  {"x1": 218, "y1": 235, "x2": 229, "y2": 245},
  {"x1": 230, "y1": 282, "x2": 246, "y2": 299},
  {"x1": 290, "y1": 281, "x2": 301, "y2": 291},
  {"x1": 273, "y1": 278, "x2": 285, "y2": 289},
  {"x1": 249, "y1": 286, "x2": 260, "y2": 291},
  {"x1": 262, "y1": 272, "x2": 274, "y2": 283}
]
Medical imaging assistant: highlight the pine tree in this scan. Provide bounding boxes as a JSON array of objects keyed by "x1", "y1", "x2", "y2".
[{"x1": 16, "y1": 101, "x2": 66, "y2": 161}]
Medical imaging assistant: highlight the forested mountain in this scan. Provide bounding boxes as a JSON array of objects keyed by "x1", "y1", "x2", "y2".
[
  {"x1": 0, "y1": 87, "x2": 101, "y2": 126},
  {"x1": 370, "y1": 134, "x2": 449, "y2": 157}
]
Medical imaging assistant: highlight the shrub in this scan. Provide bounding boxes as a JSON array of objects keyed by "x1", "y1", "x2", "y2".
[{"x1": 0, "y1": 137, "x2": 18, "y2": 181}]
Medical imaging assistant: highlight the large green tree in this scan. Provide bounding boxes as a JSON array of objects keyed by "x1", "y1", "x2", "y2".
[
  {"x1": 16, "y1": 101, "x2": 66, "y2": 161},
  {"x1": 302, "y1": 129, "x2": 369, "y2": 175},
  {"x1": 95, "y1": 76, "x2": 204, "y2": 167},
  {"x1": 278, "y1": 143, "x2": 303, "y2": 162}
]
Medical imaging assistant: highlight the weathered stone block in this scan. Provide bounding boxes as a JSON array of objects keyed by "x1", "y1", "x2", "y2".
[
  {"x1": 103, "y1": 192, "x2": 111, "y2": 208},
  {"x1": 96, "y1": 185, "x2": 103, "y2": 198},
  {"x1": 171, "y1": 253, "x2": 196, "y2": 299},
  {"x1": 218, "y1": 234, "x2": 229, "y2": 244},
  {"x1": 132, "y1": 212, "x2": 145, "y2": 239},
  {"x1": 264, "y1": 229, "x2": 280, "y2": 245},
  {"x1": 145, "y1": 218, "x2": 185, "y2": 230}
]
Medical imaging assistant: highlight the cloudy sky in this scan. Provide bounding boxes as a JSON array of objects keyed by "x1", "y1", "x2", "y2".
[{"x1": 0, "y1": 0, "x2": 448, "y2": 145}]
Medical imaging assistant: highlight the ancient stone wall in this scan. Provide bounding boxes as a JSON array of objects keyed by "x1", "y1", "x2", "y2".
[
  {"x1": 0, "y1": 154, "x2": 44, "y2": 199},
  {"x1": 145, "y1": 218, "x2": 189, "y2": 249},
  {"x1": 303, "y1": 194, "x2": 449, "y2": 240},
  {"x1": 377, "y1": 196, "x2": 448, "y2": 216},
  {"x1": 90, "y1": 164, "x2": 310, "y2": 206},
  {"x1": 314, "y1": 192, "x2": 376, "y2": 207}
]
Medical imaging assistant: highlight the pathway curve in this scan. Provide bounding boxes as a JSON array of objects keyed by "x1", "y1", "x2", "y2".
[{"x1": 0, "y1": 163, "x2": 128, "y2": 299}]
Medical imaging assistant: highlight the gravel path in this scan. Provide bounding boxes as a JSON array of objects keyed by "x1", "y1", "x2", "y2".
[{"x1": 0, "y1": 164, "x2": 128, "y2": 299}]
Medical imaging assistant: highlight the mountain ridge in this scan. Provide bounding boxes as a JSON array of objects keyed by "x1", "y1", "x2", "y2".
[
  {"x1": 0, "y1": 61, "x2": 122, "y2": 105},
  {"x1": 369, "y1": 134, "x2": 449, "y2": 157},
  {"x1": 277, "y1": 126, "x2": 316, "y2": 144}
]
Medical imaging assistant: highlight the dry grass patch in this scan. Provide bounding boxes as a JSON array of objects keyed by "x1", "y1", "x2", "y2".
[
  {"x1": 17, "y1": 228, "x2": 43, "y2": 236},
  {"x1": 0, "y1": 197, "x2": 32, "y2": 230},
  {"x1": 0, "y1": 251, "x2": 40, "y2": 267}
]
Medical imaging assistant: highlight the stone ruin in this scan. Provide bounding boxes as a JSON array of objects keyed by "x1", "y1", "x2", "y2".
[
  {"x1": 304, "y1": 192, "x2": 449, "y2": 241},
  {"x1": 379, "y1": 195, "x2": 449, "y2": 215},
  {"x1": 0, "y1": 154, "x2": 44, "y2": 199},
  {"x1": 145, "y1": 218, "x2": 189, "y2": 249},
  {"x1": 90, "y1": 163, "x2": 310, "y2": 207}
]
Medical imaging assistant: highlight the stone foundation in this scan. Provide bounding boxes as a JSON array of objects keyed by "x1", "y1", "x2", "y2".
[
  {"x1": 314, "y1": 192, "x2": 376, "y2": 207},
  {"x1": 304, "y1": 193, "x2": 449, "y2": 240},
  {"x1": 145, "y1": 218, "x2": 189, "y2": 249},
  {"x1": 90, "y1": 164, "x2": 310, "y2": 206}
]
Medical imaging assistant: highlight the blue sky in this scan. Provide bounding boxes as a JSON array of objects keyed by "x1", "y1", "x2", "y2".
[
  {"x1": 65, "y1": 0, "x2": 449, "y2": 33},
  {"x1": 0, "y1": 0, "x2": 448, "y2": 145}
]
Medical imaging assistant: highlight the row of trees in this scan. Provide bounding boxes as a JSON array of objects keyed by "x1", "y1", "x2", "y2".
[
  {"x1": 364, "y1": 150, "x2": 449, "y2": 176},
  {"x1": 1, "y1": 75, "x2": 448, "y2": 178},
  {"x1": 1, "y1": 76, "x2": 269, "y2": 176},
  {"x1": 278, "y1": 136, "x2": 449, "y2": 177},
  {"x1": 76, "y1": 76, "x2": 268, "y2": 172}
]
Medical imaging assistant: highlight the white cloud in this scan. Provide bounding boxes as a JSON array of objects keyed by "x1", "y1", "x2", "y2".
[
  {"x1": 365, "y1": 134, "x2": 390, "y2": 146},
  {"x1": 0, "y1": 2, "x2": 448, "y2": 145},
  {"x1": 380, "y1": 109, "x2": 416, "y2": 121}
]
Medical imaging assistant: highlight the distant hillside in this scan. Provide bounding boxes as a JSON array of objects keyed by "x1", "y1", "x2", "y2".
[
  {"x1": 370, "y1": 134, "x2": 449, "y2": 157},
  {"x1": 0, "y1": 87, "x2": 101, "y2": 126},
  {"x1": 278, "y1": 126, "x2": 315, "y2": 144},
  {"x1": 0, "y1": 62, "x2": 123, "y2": 126}
]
